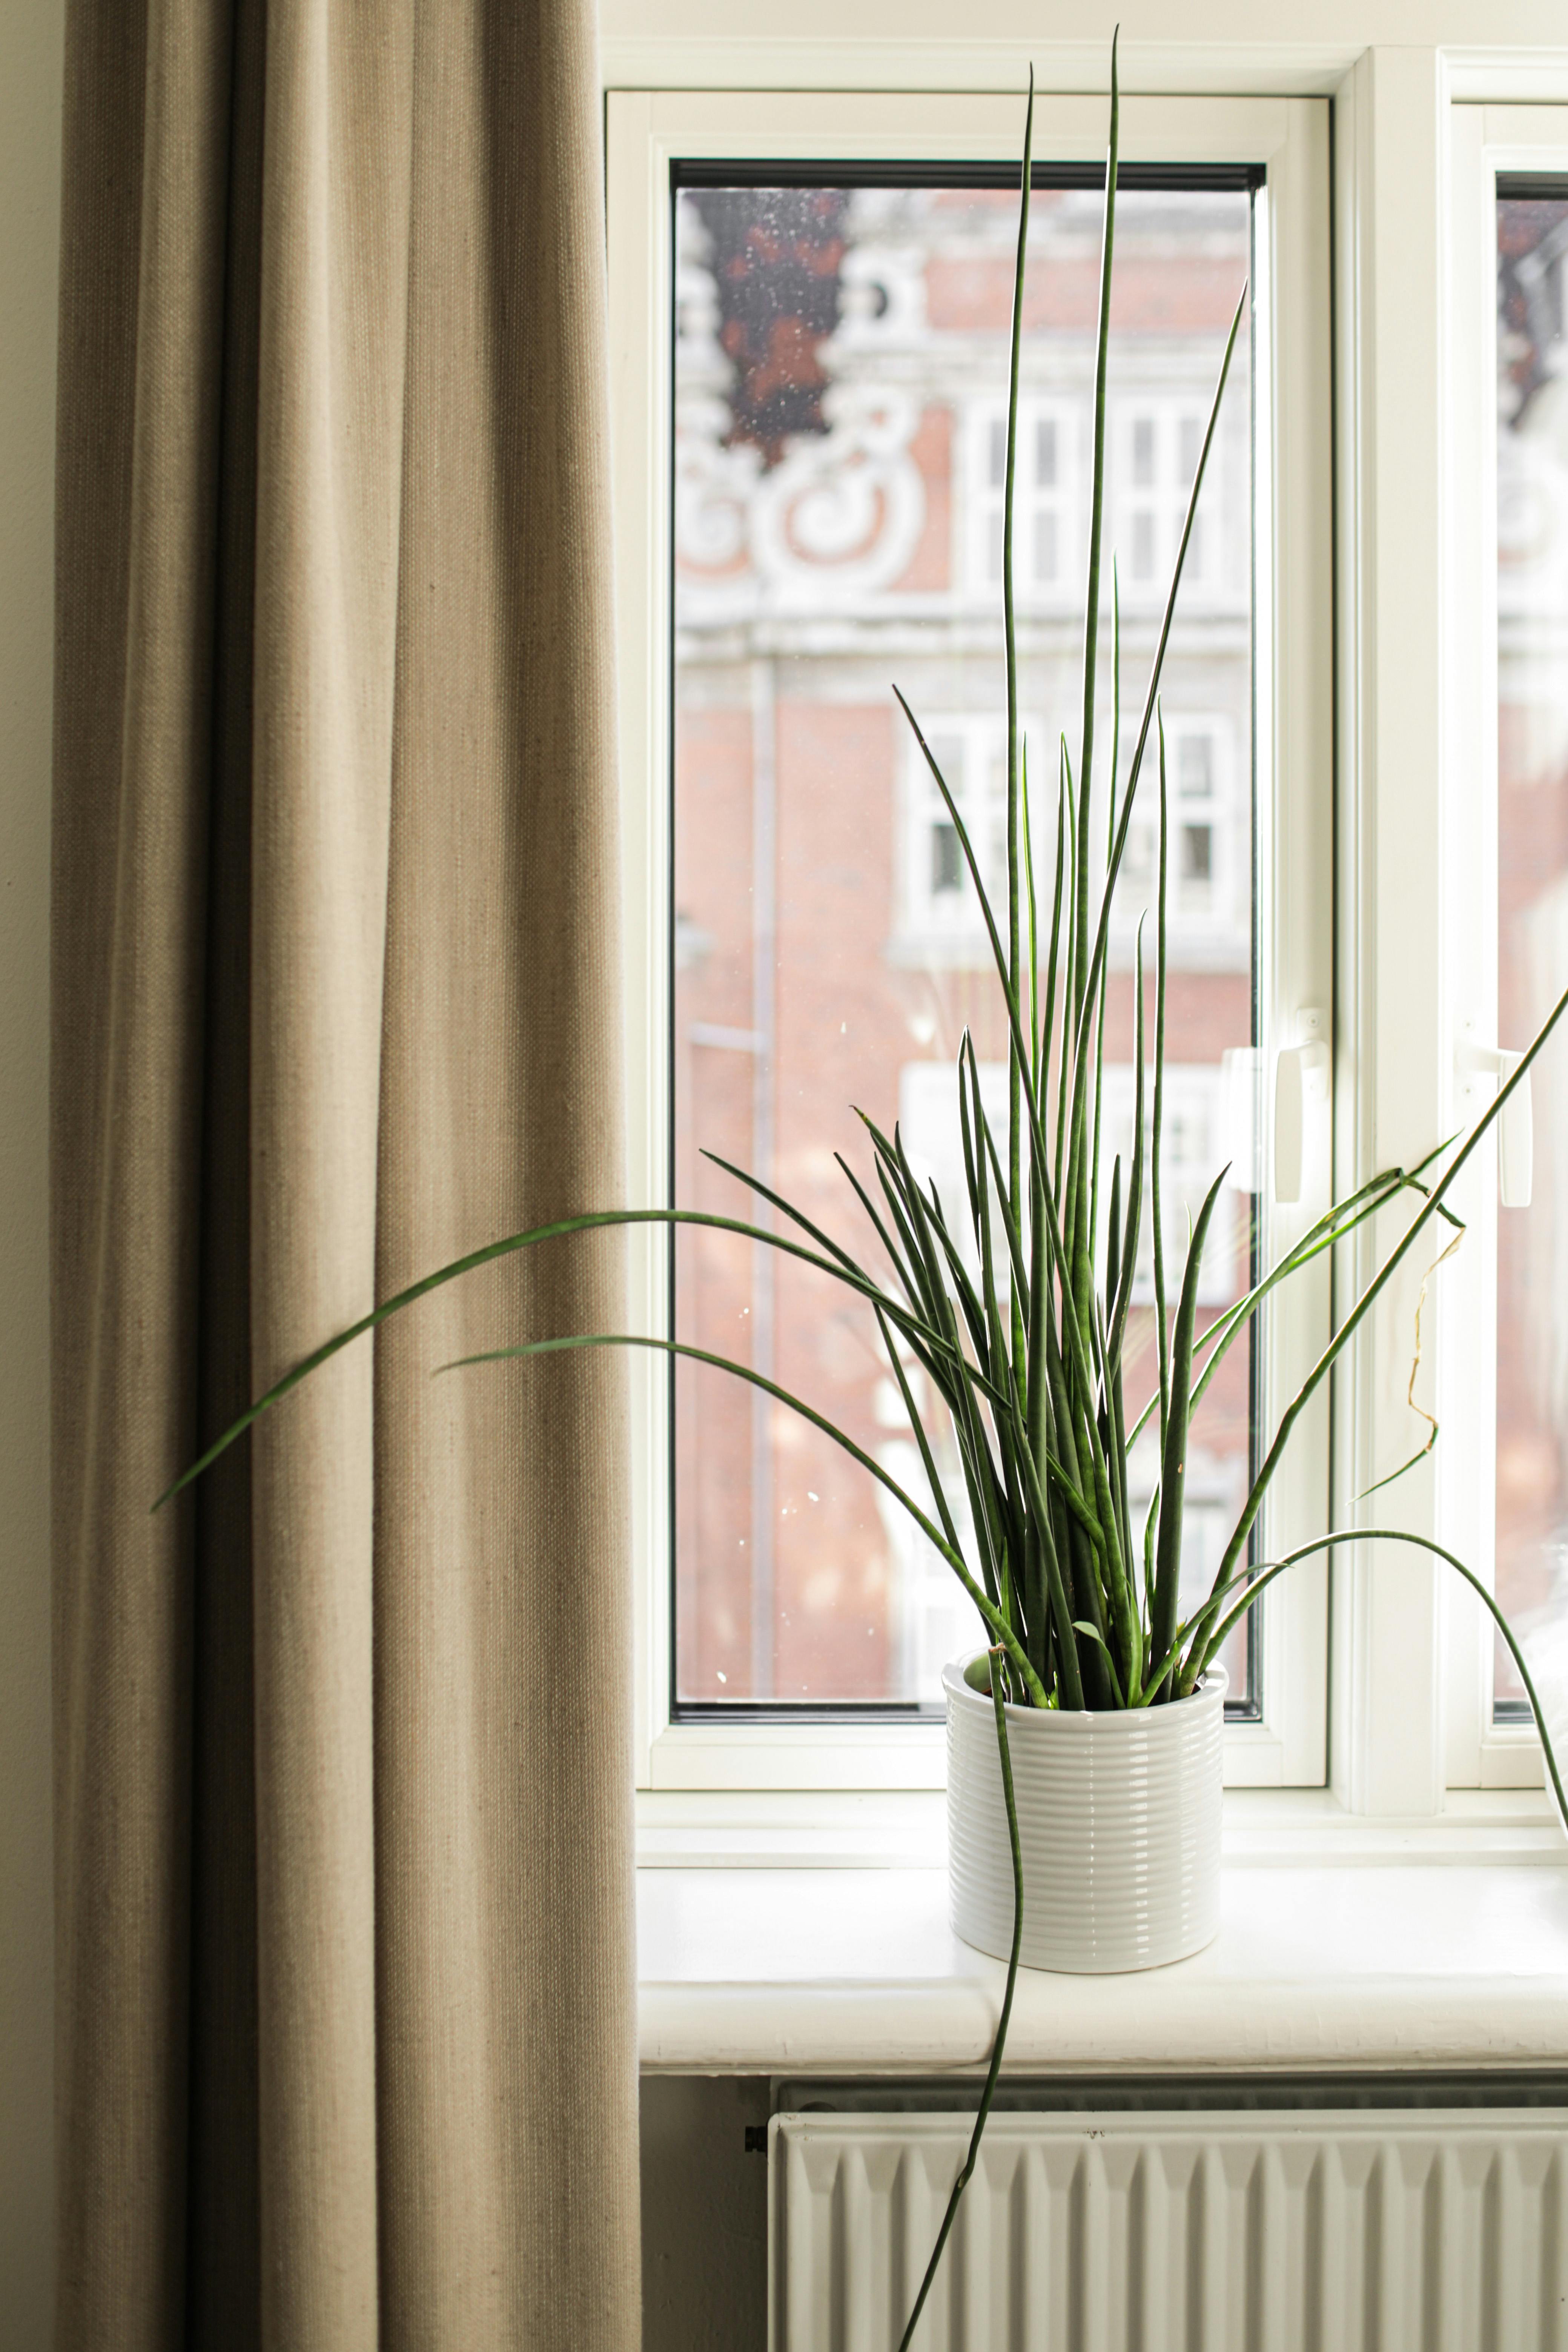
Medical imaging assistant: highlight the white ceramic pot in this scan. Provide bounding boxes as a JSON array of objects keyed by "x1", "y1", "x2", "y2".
[{"x1": 944, "y1": 1653, "x2": 1227, "y2": 1974}]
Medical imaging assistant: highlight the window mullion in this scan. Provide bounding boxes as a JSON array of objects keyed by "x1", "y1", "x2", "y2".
[{"x1": 1330, "y1": 47, "x2": 1450, "y2": 1818}]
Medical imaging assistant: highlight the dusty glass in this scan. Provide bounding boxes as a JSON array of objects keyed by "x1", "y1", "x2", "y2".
[
  {"x1": 1494, "y1": 190, "x2": 1568, "y2": 1713},
  {"x1": 671, "y1": 172, "x2": 1258, "y2": 1708}
]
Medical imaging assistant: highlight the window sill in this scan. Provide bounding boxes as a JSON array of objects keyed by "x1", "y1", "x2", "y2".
[
  {"x1": 635, "y1": 1783, "x2": 1561, "y2": 1870},
  {"x1": 637, "y1": 1790, "x2": 1568, "y2": 2075}
]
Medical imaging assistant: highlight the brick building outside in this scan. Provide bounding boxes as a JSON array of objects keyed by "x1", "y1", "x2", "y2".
[
  {"x1": 670, "y1": 176, "x2": 1262, "y2": 1707},
  {"x1": 1494, "y1": 197, "x2": 1568, "y2": 1701}
]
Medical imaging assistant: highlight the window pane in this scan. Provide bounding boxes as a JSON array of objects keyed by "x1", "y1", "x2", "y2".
[
  {"x1": 1034, "y1": 508, "x2": 1058, "y2": 582},
  {"x1": 673, "y1": 176, "x2": 1256, "y2": 1707},
  {"x1": 931, "y1": 822, "x2": 962, "y2": 894},
  {"x1": 1494, "y1": 190, "x2": 1568, "y2": 1713},
  {"x1": 1132, "y1": 415, "x2": 1156, "y2": 485},
  {"x1": 1036, "y1": 416, "x2": 1058, "y2": 486},
  {"x1": 1179, "y1": 731, "x2": 1214, "y2": 798},
  {"x1": 1181, "y1": 822, "x2": 1214, "y2": 886},
  {"x1": 1179, "y1": 415, "x2": 1204, "y2": 485}
]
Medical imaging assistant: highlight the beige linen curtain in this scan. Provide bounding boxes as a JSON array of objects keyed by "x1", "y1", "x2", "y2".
[{"x1": 51, "y1": 0, "x2": 639, "y2": 2344}]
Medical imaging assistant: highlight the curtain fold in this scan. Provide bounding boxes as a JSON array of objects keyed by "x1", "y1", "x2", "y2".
[{"x1": 51, "y1": 1, "x2": 639, "y2": 2344}]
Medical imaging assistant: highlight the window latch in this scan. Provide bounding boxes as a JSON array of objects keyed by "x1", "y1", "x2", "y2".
[
  {"x1": 1273, "y1": 1009, "x2": 1329, "y2": 1205},
  {"x1": 1456, "y1": 1029, "x2": 1533, "y2": 1209}
]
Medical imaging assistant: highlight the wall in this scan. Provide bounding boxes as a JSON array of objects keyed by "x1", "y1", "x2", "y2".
[
  {"x1": 0, "y1": 0, "x2": 60, "y2": 2341},
  {"x1": 640, "y1": 2077, "x2": 771, "y2": 2350}
]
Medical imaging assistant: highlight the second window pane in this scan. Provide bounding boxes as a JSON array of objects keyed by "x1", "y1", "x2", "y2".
[{"x1": 1494, "y1": 186, "x2": 1568, "y2": 1714}]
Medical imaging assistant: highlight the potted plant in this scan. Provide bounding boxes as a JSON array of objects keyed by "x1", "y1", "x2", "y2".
[{"x1": 165, "y1": 40, "x2": 1568, "y2": 2346}]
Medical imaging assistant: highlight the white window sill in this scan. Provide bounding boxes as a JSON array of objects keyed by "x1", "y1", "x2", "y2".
[
  {"x1": 635, "y1": 1783, "x2": 1561, "y2": 1870},
  {"x1": 637, "y1": 1789, "x2": 1568, "y2": 2075}
]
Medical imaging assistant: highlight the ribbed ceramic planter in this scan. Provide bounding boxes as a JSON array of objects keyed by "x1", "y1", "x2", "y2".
[{"x1": 944, "y1": 1653, "x2": 1227, "y2": 1973}]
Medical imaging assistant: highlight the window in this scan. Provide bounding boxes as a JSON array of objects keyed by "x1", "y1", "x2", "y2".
[
  {"x1": 1493, "y1": 181, "x2": 1568, "y2": 1723},
  {"x1": 671, "y1": 163, "x2": 1271, "y2": 1720},
  {"x1": 1112, "y1": 714, "x2": 1245, "y2": 957},
  {"x1": 611, "y1": 89, "x2": 1332, "y2": 1793},
  {"x1": 1115, "y1": 400, "x2": 1216, "y2": 594},
  {"x1": 894, "y1": 713, "x2": 1046, "y2": 956},
  {"x1": 963, "y1": 397, "x2": 1080, "y2": 598},
  {"x1": 1442, "y1": 112, "x2": 1568, "y2": 1803}
]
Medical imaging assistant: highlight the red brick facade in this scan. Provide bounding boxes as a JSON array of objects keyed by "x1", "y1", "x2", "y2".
[{"x1": 673, "y1": 180, "x2": 1258, "y2": 1704}]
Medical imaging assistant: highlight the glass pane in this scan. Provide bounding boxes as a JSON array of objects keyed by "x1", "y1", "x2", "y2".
[
  {"x1": 673, "y1": 175, "x2": 1256, "y2": 1707},
  {"x1": 1494, "y1": 191, "x2": 1568, "y2": 1711}
]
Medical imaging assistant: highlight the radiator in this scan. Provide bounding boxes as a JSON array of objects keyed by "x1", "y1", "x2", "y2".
[{"x1": 769, "y1": 2106, "x2": 1568, "y2": 2350}]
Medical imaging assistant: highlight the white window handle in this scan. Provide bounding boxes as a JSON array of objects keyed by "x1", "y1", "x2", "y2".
[
  {"x1": 1497, "y1": 1052, "x2": 1533, "y2": 1208},
  {"x1": 1456, "y1": 1036, "x2": 1533, "y2": 1209},
  {"x1": 1273, "y1": 1010, "x2": 1329, "y2": 1205}
]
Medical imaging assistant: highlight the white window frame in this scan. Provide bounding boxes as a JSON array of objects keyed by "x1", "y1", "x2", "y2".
[
  {"x1": 1438, "y1": 102, "x2": 1568, "y2": 1799},
  {"x1": 1322, "y1": 48, "x2": 1568, "y2": 1825},
  {"x1": 608, "y1": 85, "x2": 1333, "y2": 1797}
]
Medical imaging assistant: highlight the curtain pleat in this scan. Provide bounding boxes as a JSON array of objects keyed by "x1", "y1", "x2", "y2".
[{"x1": 51, "y1": 0, "x2": 639, "y2": 2343}]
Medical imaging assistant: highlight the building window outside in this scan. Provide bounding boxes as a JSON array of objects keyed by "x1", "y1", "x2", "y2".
[
  {"x1": 1113, "y1": 713, "x2": 1245, "y2": 959},
  {"x1": 963, "y1": 398, "x2": 1080, "y2": 598},
  {"x1": 671, "y1": 170, "x2": 1256, "y2": 1710},
  {"x1": 1115, "y1": 399, "x2": 1215, "y2": 595},
  {"x1": 894, "y1": 713, "x2": 1044, "y2": 956},
  {"x1": 895, "y1": 708, "x2": 1241, "y2": 964}
]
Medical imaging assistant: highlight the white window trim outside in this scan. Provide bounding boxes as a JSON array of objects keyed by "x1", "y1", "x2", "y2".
[
  {"x1": 891, "y1": 708, "x2": 1048, "y2": 959},
  {"x1": 891, "y1": 705, "x2": 1244, "y2": 962},
  {"x1": 960, "y1": 394, "x2": 1083, "y2": 605},
  {"x1": 1114, "y1": 708, "x2": 1248, "y2": 962},
  {"x1": 608, "y1": 83, "x2": 1333, "y2": 1797},
  {"x1": 1095, "y1": 1061, "x2": 1241, "y2": 1307},
  {"x1": 1111, "y1": 394, "x2": 1222, "y2": 606}
]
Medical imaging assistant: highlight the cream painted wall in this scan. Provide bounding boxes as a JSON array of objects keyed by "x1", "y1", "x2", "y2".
[
  {"x1": 597, "y1": 0, "x2": 1568, "y2": 86},
  {"x1": 0, "y1": 0, "x2": 60, "y2": 2338},
  {"x1": 641, "y1": 2078, "x2": 769, "y2": 2349}
]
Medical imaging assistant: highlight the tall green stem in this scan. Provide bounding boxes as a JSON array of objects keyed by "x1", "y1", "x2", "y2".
[
  {"x1": 895, "y1": 1648, "x2": 1023, "y2": 2352},
  {"x1": 1074, "y1": 31, "x2": 1120, "y2": 1024},
  {"x1": 1004, "y1": 77, "x2": 1035, "y2": 1387},
  {"x1": 1195, "y1": 987, "x2": 1568, "y2": 1660}
]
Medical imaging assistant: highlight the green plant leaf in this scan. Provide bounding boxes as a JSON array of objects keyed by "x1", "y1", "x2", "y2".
[
  {"x1": 1196, "y1": 975, "x2": 1568, "y2": 1672},
  {"x1": 152, "y1": 1202, "x2": 960, "y2": 1511},
  {"x1": 1150, "y1": 1161, "x2": 1230, "y2": 1696},
  {"x1": 453, "y1": 1328, "x2": 1049, "y2": 1708},
  {"x1": 894, "y1": 1645, "x2": 1024, "y2": 2351}
]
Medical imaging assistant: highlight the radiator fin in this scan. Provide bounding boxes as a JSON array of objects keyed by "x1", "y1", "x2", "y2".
[{"x1": 770, "y1": 2112, "x2": 1568, "y2": 2352}]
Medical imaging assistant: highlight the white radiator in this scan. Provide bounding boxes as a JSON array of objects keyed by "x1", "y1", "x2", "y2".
[{"x1": 769, "y1": 2107, "x2": 1568, "y2": 2350}]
